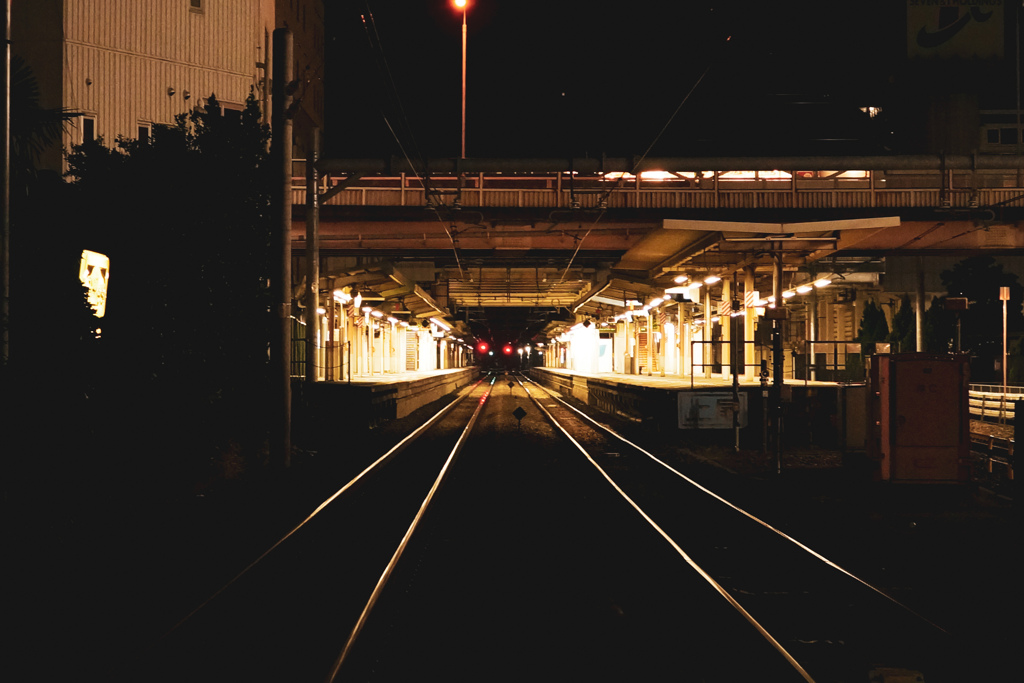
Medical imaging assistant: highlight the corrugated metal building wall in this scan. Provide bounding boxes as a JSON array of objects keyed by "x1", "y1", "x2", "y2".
[{"x1": 61, "y1": 0, "x2": 270, "y2": 148}]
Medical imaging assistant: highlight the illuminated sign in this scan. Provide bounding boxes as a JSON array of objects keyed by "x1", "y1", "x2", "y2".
[{"x1": 79, "y1": 250, "x2": 110, "y2": 317}]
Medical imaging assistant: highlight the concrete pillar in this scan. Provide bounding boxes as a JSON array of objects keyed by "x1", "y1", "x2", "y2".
[
  {"x1": 744, "y1": 267, "x2": 756, "y2": 381},
  {"x1": 646, "y1": 311, "x2": 653, "y2": 376},
  {"x1": 704, "y1": 287, "x2": 713, "y2": 378},
  {"x1": 626, "y1": 315, "x2": 634, "y2": 374},
  {"x1": 665, "y1": 318, "x2": 676, "y2": 375},
  {"x1": 852, "y1": 291, "x2": 864, "y2": 339},
  {"x1": 682, "y1": 315, "x2": 692, "y2": 377},
  {"x1": 809, "y1": 284, "x2": 819, "y2": 381},
  {"x1": 721, "y1": 279, "x2": 732, "y2": 377},
  {"x1": 916, "y1": 257, "x2": 925, "y2": 352},
  {"x1": 615, "y1": 321, "x2": 625, "y2": 373},
  {"x1": 824, "y1": 299, "x2": 835, "y2": 345}
]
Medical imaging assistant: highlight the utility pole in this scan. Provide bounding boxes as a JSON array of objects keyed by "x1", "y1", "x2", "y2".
[
  {"x1": 766, "y1": 248, "x2": 788, "y2": 473},
  {"x1": 730, "y1": 280, "x2": 741, "y2": 453},
  {"x1": 1, "y1": 0, "x2": 10, "y2": 374},
  {"x1": 305, "y1": 128, "x2": 319, "y2": 385},
  {"x1": 271, "y1": 28, "x2": 294, "y2": 469},
  {"x1": 1001, "y1": 286, "x2": 1010, "y2": 423}
]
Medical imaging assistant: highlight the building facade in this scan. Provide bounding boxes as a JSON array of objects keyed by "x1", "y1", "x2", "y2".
[{"x1": 12, "y1": 0, "x2": 323, "y2": 171}]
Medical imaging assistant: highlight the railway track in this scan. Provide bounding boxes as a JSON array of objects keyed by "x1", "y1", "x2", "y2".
[
  {"x1": 512, "y1": 376, "x2": 976, "y2": 682},
  {"x1": 122, "y1": 371, "x2": 992, "y2": 682}
]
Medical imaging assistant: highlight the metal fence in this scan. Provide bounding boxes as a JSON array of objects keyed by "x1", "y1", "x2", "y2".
[
  {"x1": 292, "y1": 167, "x2": 1024, "y2": 212},
  {"x1": 969, "y1": 384, "x2": 1022, "y2": 424}
]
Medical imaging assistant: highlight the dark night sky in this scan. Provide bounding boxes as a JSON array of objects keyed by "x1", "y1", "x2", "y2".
[{"x1": 324, "y1": 1, "x2": 916, "y2": 160}]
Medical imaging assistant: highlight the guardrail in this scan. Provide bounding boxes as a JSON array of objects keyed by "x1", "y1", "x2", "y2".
[
  {"x1": 968, "y1": 386, "x2": 1021, "y2": 423},
  {"x1": 290, "y1": 166, "x2": 1024, "y2": 211}
]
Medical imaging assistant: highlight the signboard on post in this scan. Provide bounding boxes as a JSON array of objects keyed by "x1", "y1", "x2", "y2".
[{"x1": 678, "y1": 392, "x2": 748, "y2": 429}]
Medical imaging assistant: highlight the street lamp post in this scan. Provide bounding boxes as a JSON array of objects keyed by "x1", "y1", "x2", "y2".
[
  {"x1": 1000, "y1": 286, "x2": 1010, "y2": 423},
  {"x1": 454, "y1": 0, "x2": 467, "y2": 158}
]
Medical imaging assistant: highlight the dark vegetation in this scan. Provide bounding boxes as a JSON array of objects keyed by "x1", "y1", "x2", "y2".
[
  {"x1": 4, "y1": 92, "x2": 275, "y2": 527},
  {"x1": 855, "y1": 257, "x2": 1024, "y2": 383}
]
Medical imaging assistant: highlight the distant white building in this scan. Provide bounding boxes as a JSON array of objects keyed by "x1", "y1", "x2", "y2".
[{"x1": 13, "y1": 0, "x2": 323, "y2": 172}]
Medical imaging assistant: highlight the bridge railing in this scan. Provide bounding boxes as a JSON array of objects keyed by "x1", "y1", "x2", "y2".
[
  {"x1": 290, "y1": 166, "x2": 1024, "y2": 211},
  {"x1": 969, "y1": 384, "x2": 1023, "y2": 424}
]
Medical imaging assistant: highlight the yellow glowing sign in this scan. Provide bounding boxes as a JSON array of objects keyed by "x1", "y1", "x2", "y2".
[{"x1": 79, "y1": 250, "x2": 110, "y2": 317}]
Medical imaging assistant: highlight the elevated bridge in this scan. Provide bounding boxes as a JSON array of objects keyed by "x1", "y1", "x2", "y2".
[
  {"x1": 287, "y1": 155, "x2": 1022, "y2": 383},
  {"x1": 292, "y1": 154, "x2": 1022, "y2": 318}
]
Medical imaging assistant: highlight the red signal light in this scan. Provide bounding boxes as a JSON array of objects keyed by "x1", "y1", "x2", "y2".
[
  {"x1": 503, "y1": 344, "x2": 514, "y2": 355},
  {"x1": 476, "y1": 341, "x2": 489, "y2": 354}
]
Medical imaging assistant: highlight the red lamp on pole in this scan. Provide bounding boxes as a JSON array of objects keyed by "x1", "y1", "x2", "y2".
[{"x1": 453, "y1": 0, "x2": 468, "y2": 158}]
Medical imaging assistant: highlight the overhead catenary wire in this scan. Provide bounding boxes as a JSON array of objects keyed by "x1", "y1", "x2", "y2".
[
  {"x1": 359, "y1": 4, "x2": 466, "y2": 279},
  {"x1": 558, "y1": 37, "x2": 728, "y2": 284}
]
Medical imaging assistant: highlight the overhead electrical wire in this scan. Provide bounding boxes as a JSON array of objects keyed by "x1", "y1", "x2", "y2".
[
  {"x1": 359, "y1": 3, "x2": 467, "y2": 279},
  {"x1": 558, "y1": 36, "x2": 730, "y2": 284}
]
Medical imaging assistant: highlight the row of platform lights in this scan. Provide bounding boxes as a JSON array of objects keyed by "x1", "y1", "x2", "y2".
[
  {"x1": 550, "y1": 273, "x2": 835, "y2": 344},
  {"x1": 313, "y1": 286, "x2": 534, "y2": 359},
  {"x1": 600, "y1": 170, "x2": 871, "y2": 182},
  {"x1": 309, "y1": 277, "x2": 835, "y2": 359},
  {"x1": 302, "y1": 287, "x2": 476, "y2": 353}
]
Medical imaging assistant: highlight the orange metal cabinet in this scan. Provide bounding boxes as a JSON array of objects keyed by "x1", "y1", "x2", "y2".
[{"x1": 868, "y1": 353, "x2": 970, "y2": 483}]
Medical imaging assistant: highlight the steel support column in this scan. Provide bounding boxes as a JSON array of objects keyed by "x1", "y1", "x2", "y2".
[{"x1": 270, "y1": 28, "x2": 293, "y2": 469}]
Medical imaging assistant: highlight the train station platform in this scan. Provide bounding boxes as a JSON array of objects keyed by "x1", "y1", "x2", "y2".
[
  {"x1": 294, "y1": 367, "x2": 481, "y2": 443},
  {"x1": 528, "y1": 367, "x2": 866, "y2": 454}
]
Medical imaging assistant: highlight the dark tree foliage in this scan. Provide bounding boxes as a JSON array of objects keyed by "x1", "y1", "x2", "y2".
[
  {"x1": 939, "y1": 256, "x2": 1024, "y2": 382},
  {"x1": 2, "y1": 59, "x2": 99, "y2": 518},
  {"x1": 856, "y1": 299, "x2": 889, "y2": 343},
  {"x1": 5, "y1": 56, "x2": 90, "y2": 369},
  {"x1": 923, "y1": 295, "x2": 955, "y2": 353},
  {"x1": 9, "y1": 55, "x2": 79, "y2": 192},
  {"x1": 61, "y1": 95, "x2": 274, "y2": 493},
  {"x1": 887, "y1": 293, "x2": 916, "y2": 353}
]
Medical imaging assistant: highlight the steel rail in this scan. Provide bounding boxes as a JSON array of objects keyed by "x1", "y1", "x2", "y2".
[
  {"x1": 325, "y1": 376, "x2": 496, "y2": 681},
  {"x1": 158, "y1": 377, "x2": 485, "y2": 640},
  {"x1": 521, "y1": 374, "x2": 952, "y2": 637},
  {"x1": 518, "y1": 376, "x2": 817, "y2": 683}
]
